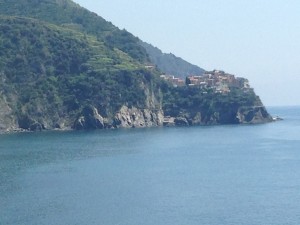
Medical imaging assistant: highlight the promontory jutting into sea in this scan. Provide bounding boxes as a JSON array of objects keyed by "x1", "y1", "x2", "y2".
[{"x1": 0, "y1": 0, "x2": 273, "y2": 134}]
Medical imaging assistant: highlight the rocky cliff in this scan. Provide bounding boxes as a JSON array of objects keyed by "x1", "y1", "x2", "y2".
[
  {"x1": 0, "y1": 95, "x2": 17, "y2": 131},
  {"x1": 162, "y1": 85, "x2": 273, "y2": 127},
  {"x1": 0, "y1": 1, "x2": 273, "y2": 133},
  {"x1": 163, "y1": 106, "x2": 273, "y2": 127},
  {"x1": 236, "y1": 106, "x2": 272, "y2": 124}
]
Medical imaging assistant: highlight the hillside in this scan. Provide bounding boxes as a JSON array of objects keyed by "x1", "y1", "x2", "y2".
[
  {"x1": 0, "y1": 0, "x2": 272, "y2": 132},
  {"x1": 140, "y1": 41, "x2": 205, "y2": 78},
  {"x1": 0, "y1": 0, "x2": 149, "y2": 63},
  {"x1": 0, "y1": 16, "x2": 164, "y2": 130},
  {"x1": 0, "y1": 0, "x2": 205, "y2": 76}
]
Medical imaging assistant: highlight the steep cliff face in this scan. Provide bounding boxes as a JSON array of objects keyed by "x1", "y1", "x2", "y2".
[
  {"x1": 162, "y1": 86, "x2": 273, "y2": 127},
  {"x1": 163, "y1": 105, "x2": 273, "y2": 127},
  {"x1": 73, "y1": 84, "x2": 164, "y2": 130},
  {"x1": 73, "y1": 106, "x2": 105, "y2": 130},
  {"x1": 236, "y1": 106, "x2": 273, "y2": 124},
  {"x1": 0, "y1": 95, "x2": 17, "y2": 131},
  {"x1": 113, "y1": 106, "x2": 164, "y2": 128}
]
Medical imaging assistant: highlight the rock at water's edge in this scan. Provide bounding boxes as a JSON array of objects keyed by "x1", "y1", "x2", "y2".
[
  {"x1": 113, "y1": 106, "x2": 164, "y2": 128},
  {"x1": 236, "y1": 106, "x2": 273, "y2": 124},
  {"x1": 74, "y1": 105, "x2": 105, "y2": 129}
]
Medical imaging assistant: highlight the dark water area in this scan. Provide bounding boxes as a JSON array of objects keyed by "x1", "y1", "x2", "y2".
[{"x1": 1, "y1": 106, "x2": 300, "y2": 225}]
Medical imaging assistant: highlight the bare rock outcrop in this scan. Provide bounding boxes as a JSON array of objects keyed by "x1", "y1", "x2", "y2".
[
  {"x1": 113, "y1": 106, "x2": 164, "y2": 128},
  {"x1": 74, "y1": 106, "x2": 105, "y2": 129},
  {"x1": 236, "y1": 106, "x2": 273, "y2": 124},
  {"x1": 0, "y1": 96, "x2": 19, "y2": 133}
]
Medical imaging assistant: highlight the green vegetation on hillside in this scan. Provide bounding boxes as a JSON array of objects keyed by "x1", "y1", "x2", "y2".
[
  {"x1": 0, "y1": 0, "x2": 149, "y2": 63},
  {"x1": 140, "y1": 41, "x2": 205, "y2": 78},
  {"x1": 162, "y1": 84, "x2": 259, "y2": 124},
  {"x1": 0, "y1": 0, "x2": 270, "y2": 131},
  {"x1": 0, "y1": 16, "x2": 160, "y2": 129}
]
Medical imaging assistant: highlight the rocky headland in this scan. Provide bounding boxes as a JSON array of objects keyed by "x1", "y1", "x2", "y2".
[{"x1": 0, "y1": 0, "x2": 273, "y2": 133}]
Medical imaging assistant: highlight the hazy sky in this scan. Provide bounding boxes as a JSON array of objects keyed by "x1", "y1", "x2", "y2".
[{"x1": 74, "y1": 0, "x2": 300, "y2": 106}]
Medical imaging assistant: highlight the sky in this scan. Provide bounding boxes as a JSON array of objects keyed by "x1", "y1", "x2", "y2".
[{"x1": 74, "y1": 0, "x2": 300, "y2": 106}]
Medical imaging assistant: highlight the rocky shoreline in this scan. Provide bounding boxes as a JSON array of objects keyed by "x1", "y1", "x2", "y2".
[{"x1": 0, "y1": 105, "x2": 275, "y2": 134}]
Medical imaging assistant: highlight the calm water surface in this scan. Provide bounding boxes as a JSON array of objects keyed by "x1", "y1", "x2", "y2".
[{"x1": 1, "y1": 106, "x2": 300, "y2": 225}]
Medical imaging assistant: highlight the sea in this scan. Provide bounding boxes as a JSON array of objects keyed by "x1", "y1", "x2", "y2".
[{"x1": 1, "y1": 106, "x2": 300, "y2": 225}]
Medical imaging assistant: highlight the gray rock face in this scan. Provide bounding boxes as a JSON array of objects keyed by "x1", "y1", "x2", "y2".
[
  {"x1": 29, "y1": 122, "x2": 44, "y2": 131},
  {"x1": 74, "y1": 106, "x2": 105, "y2": 129},
  {"x1": 17, "y1": 115, "x2": 44, "y2": 131},
  {"x1": 0, "y1": 93, "x2": 273, "y2": 133},
  {"x1": 73, "y1": 105, "x2": 164, "y2": 130},
  {"x1": 174, "y1": 117, "x2": 189, "y2": 126},
  {"x1": 113, "y1": 106, "x2": 164, "y2": 128},
  {"x1": 163, "y1": 116, "x2": 175, "y2": 126},
  {"x1": 0, "y1": 96, "x2": 17, "y2": 132},
  {"x1": 236, "y1": 106, "x2": 273, "y2": 124},
  {"x1": 190, "y1": 112, "x2": 202, "y2": 125},
  {"x1": 163, "y1": 105, "x2": 273, "y2": 127}
]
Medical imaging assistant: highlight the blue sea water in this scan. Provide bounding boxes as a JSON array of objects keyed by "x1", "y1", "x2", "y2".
[{"x1": 1, "y1": 106, "x2": 300, "y2": 225}]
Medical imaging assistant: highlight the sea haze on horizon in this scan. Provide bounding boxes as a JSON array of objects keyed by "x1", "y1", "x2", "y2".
[
  {"x1": 73, "y1": 0, "x2": 300, "y2": 107},
  {"x1": 1, "y1": 106, "x2": 300, "y2": 225}
]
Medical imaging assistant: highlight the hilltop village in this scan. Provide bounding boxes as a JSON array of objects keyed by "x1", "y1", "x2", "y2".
[{"x1": 159, "y1": 70, "x2": 252, "y2": 94}]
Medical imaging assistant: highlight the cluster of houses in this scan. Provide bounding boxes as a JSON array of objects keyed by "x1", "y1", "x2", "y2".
[{"x1": 160, "y1": 70, "x2": 252, "y2": 94}]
